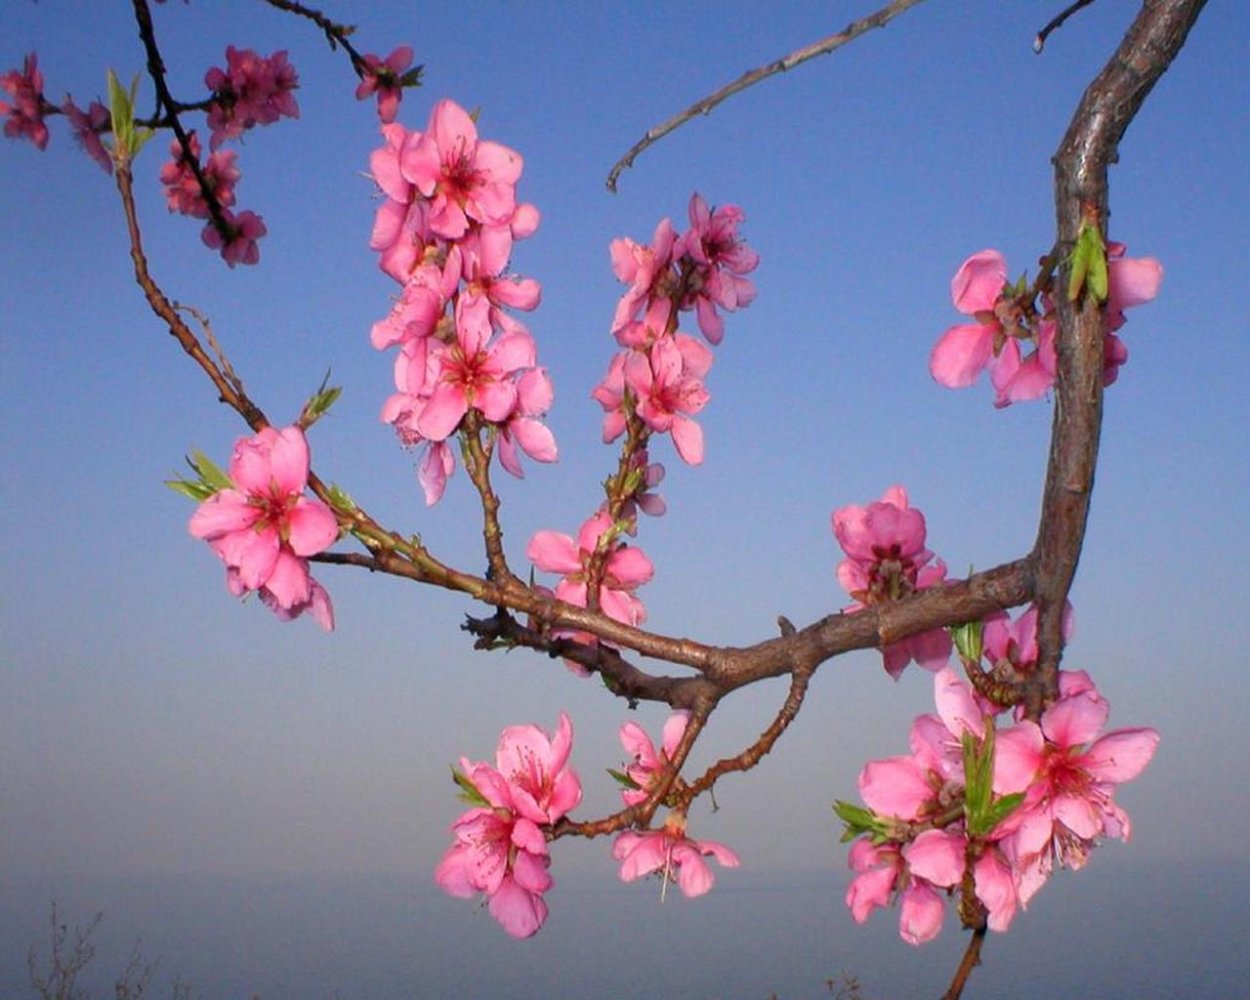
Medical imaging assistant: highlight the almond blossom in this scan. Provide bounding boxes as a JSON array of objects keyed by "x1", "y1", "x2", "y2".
[
  {"x1": 677, "y1": 193, "x2": 759, "y2": 344},
  {"x1": 613, "y1": 814, "x2": 739, "y2": 899},
  {"x1": 618, "y1": 712, "x2": 689, "y2": 806},
  {"x1": 188, "y1": 426, "x2": 338, "y2": 628},
  {"x1": 354, "y1": 45, "x2": 414, "y2": 124},
  {"x1": 1, "y1": 52, "x2": 49, "y2": 150},
  {"x1": 994, "y1": 676, "x2": 1159, "y2": 905},
  {"x1": 62, "y1": 96, "x2": 111, "y2": 173},
  {"x1": 527, "y1": 511, "x2": 654, "y2": 628},
  {"x1": 831, "y1": 486, "x2": 951, "y2": 677},
  {"x1": 436, "y1": 714, "x2": 581, "y2": 938},
  {"x1": 400, "y1": 98, "x2": 521, "y2": 240},
  {"x1": 204, "y1": 46, "x2": 299, "y2": 149}
]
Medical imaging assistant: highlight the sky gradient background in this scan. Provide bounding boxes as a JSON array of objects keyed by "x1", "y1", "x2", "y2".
[{"x1": 2, "y1": 2, "x2": 1248, "y2": 996}]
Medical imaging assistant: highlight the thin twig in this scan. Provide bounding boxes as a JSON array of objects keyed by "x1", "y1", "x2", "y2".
[
  {"x1": 685, "y1": 667, "x2": 811, "y2": 799},
  {"x1": 1034, "y1": 0, "x2": 1099, "y2": 54},
  {"x1": 940, "y1": 924, "x2": 988, "y2": 1000},
  {"x1": 605, "y1": 0, "x2": 927, "y2": 191}
]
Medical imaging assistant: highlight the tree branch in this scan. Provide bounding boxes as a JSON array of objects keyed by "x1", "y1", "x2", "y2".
[
  {"x1": 1028, "y1": 0, "x2": 1207, "y2": 719},
  {"x1": 605, "y1": 0, "x2": 927, "y2": 191}
]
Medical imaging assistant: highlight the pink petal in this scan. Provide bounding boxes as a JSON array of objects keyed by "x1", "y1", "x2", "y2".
[
  {"x1": 286, "y1": 498, "x2": 338, "y2": 556},
  {"x1": 1082, "y1": 728, "x2": 1159, "y2": 784},
  {"x1": 930, "y1": 323, "x2": 994, "y2": 388},
  {"x1": 526, "y1": 530, "x2": 582, "y2": 575},
  {"x1": 951, "y1": 250, "x2": 1007, "y2": 313},
  {"x1": 904, "y1": 829, "x2": 965, "y2": 888},
  {"x1": 488, "y1": 876, "x2": 548, "y2": 939},
  {"x1": 899, "y1": 882, "x2": 945, "y2": 946}
]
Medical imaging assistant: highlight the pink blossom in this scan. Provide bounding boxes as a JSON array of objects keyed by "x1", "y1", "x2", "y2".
[
  {"x1": 845, "y1": 839, "x2": 948, "y2": 946},
  {"x1": 989, "y1": 316, "x2": 1057, "y2": 408},
  {"x1": 62, "y1": 96, "x2": 111, "y2": 174},
  {"x1": 982, "y1": 603, "x2": 1074, "y2": 683},
  {"x1": 527, "y1": 510, "x2": 653, "y2": 627},
  {"x1": 613, "y1": 817, "x2": 739, "y2": 898},
  {"x1": 354, "y1": 45, "x2": 414, "y2": 124},
  {"x1": 678, "y1": 193, "x2": 759, "y2": 344},
  {"x1": 435, "y1": 792, "x2": 552, "y2": 939},
  {"x1": 416, "y1": 315, "x2": 537, "y2": 442},
  {"x1": 929, "y1": 250, "x2": 1009, "y2": 389},
  {"x1": 623, "y1": 333, "x2": 713, "y2": 465},
  {"x1": 497, "y1": 366, "x2": 558, "y2": 478},
  {"x1": 610, "y1": 218, "x2": 679, "y2": 336},
  {"x1": 188, "y1": 426, "x2": 338, "y2": 628},
  {"x1": 1, "y1": 53, "x2": 49, "y2": 150},
  {"x1": 831, "y1": 485, "x2": 951, "y2": 677},
  {"x1": 400, "y1": 99, "x2": 521, "y2": 240},
  {"x1": 160, "y1": 130, "x2": 240, "y2": 218},
  {"x1": 618, "y1": 712, "x2": 689, "y2": 806},
  {"x1": 494, "y1": 712, "x2": 582, "y2": 825},
  {"x1": 1106, "y1": 242, "x2": 1163, "y2": 332},
  {"x1": 995, "y1": 678, "x2": 1159, "y2": 904},
  {"x1": 200, "y1": 208, "x2": 266, "y2": 267},
  {"x1": 205, "y1": 47, "x2": 299, "y2": 149},
  {"x1": 437, "y1": 715, "x2": 581, "y2": 939}
]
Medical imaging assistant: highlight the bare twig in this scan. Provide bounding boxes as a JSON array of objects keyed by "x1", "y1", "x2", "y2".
[
  {"x1": 1034, "y1": 0, "x2": 1099, "y2": 53},
  {"x1": 605, "y1": 0, "x2": 927, "y2": 191},
  {"x1": 940, "y1": 924, "x2": 988, "y2": 1000}
]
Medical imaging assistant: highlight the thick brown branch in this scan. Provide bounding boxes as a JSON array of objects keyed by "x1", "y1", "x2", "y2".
[
  {"x1": 605, "y1": 0, "x2": 927, "y2": 191},
  {"x1": 1031, "y1": 0, "x2": 1207, "y2": 718}
]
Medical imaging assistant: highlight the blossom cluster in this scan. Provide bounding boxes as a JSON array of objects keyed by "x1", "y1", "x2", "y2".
[
  {"x1": 929, "y1": 245, "x2": 1162, "y2": 407},
  {"x1": 187, "y1": 425, "x2": 338, "y2": 629},
  {"x1": 3, "y1": 28, "x2": 417, "y2": 268},
  {"x1": 435, "y1": 713, "x2": 581, "y2": 938},
  {"x1": 525, "y1": 195, "x2": 758, "y2": 648},
  {"x1": 593, "y1": 193, "x2": 759, "y2": 467},
  {"x1": 437, "y1": 711, "x2": 739, "y2": 937},
  {"x1": 611, "y1": 711, "x2": 740, "y2": 898},
  {"x1": 831, "y1": 486, "x2": 952, "y2": 679},
  {"x1": 366, "y1": 98, "x2": 555, "y2": 504},
  {"x1": 840, "y1": 620, "x2": 1158, "y2": 945},
  {"x1": 1, "y1": 53, "x2": 49, "y2": 150}
]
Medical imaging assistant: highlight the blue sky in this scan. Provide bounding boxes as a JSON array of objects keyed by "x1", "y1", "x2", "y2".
[{"x1": 2, "y1": 0, "x2": 1248, "y2": 987}]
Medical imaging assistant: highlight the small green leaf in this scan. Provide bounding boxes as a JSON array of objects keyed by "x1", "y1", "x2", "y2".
[
  {"x1": 189, "y1": 450, "x2": 233, "y2": 492},
  {"x1": 950, "y1": 620, "x2": 984, "y2": 665},
  {"x1": 326, "y1": 483, "x2": 357, "y2": 513},
  {"x1": 164, "y1": 476, "x2": 215, "y2": 502},
  {"x1": 607, "y1": 767, "x2": 641, "y2": 790},
  {"x1": 833, "y1": 800, "x2": 877, "y2": 828},
  {"x1": 1067, "y1": 222, "x2": 1108, "y2": 304},
  {"x1": 983, "y1": 791, "x2": 1025, "y2": 832},
  {"x1": 106, "y1": 69, "x2": 132, "y2": 155},
  {"x1": 451, "y1": 767, "x2": 489, "y2": 807}
]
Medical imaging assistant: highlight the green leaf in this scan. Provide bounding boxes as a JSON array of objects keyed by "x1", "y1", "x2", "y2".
[
  {"x1": 1067, "y1": 221, "x2": 1108, "y2": 304},
  {"x1": 451, "y1": 767, "x2": 489, "y2": 807},
  {"x1": 326, "y1": 483, "x2": 357, "y2": 513},
  {"x1": 833, "y1": 800, "x2": 876, "y2": 828},
  {"x1": 189, "y1": 450, "x2": 233, "y2": 492},
  {"x1": 607, "y1": 767, "x2": 641, "y2": 790},
  {"x1": 301, "y1": 372, "x2": 343, "y2": 427},
  {"x1": 106, "y1": 69, "x2": 132, "y2": 156},
  {"x1": 950, "y1": 620, "x2": 984, "y2": 665},
  {"x1": 164, "y1": 476, "x2": 215, "y2": 502},
  {"x1": 983, "y1": 792, "x2": 1025, "y2": 832}
]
